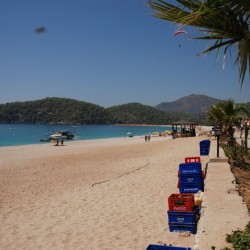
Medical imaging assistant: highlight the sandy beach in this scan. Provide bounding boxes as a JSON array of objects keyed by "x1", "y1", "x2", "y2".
[{"x1": 0, "y1": 133, "x2": 249, "y2": 249}]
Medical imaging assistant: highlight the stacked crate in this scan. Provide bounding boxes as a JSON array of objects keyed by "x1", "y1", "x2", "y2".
[
  {"x1": 167, "y1": 193, "x2": 199, "y2": 234},
  {"x1": 146, "y1": 244, "x2": 192, "y2": 250},
  {"x1": 178, "y1": 157, "x2": 204, "y2": 193}
]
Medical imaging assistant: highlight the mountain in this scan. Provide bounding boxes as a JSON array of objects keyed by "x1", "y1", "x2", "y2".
[
  {"x1": 155, "y1": 94, "x2": 224, "y2": 113},
  {"x1": 107, "y1": 102, "x2": 172, "y2": 125}
]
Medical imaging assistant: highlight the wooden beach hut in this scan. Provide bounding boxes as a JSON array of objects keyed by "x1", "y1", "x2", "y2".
[{"x1": 171, "y1": 123, "x2": 198, "y2": 138}]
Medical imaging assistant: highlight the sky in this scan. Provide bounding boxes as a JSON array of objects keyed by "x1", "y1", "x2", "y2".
[{"x1": 1, "y1": 0, "x2": 250, "y2": 107}]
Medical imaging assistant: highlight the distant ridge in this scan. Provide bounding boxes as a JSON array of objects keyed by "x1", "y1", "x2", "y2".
[{"x1": 155, "y1": 94, "x2": 224, "y2": 113}]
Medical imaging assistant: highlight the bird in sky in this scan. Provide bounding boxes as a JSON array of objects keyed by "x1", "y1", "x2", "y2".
[{"x1": 35, "y1": 26, "x2": 46, "y2": 33}]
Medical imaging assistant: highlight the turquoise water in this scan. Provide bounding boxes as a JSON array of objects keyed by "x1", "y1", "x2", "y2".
[{"x1": 0, "y1": 124, "x2": 172, "y2": 147}]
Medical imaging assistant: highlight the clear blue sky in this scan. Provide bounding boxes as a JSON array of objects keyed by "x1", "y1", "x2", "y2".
[{"x1": 1, "y1": 0, "x2": 250, "y2": 107}]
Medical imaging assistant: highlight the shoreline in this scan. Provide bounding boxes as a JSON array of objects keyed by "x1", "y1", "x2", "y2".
[
  {"x1": 0, "y1": 123, "x2": 176, "y2": 148},
  {"x1": 0, "y1": 124, "x2": 212, "y2": 149},
  {"x1": 0, "y1": 135, "x2": 171, "y2": 150}
]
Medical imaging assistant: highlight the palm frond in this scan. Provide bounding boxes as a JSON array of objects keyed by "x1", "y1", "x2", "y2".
[{"x1": 148, "y1": 0, "x2": 250, "y2": 86}]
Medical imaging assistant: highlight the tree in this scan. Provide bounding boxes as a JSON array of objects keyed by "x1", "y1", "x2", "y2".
[
  {"x1": 148, "y1": 0, "x2": 250, "y2": 85},
  {"x1": 238, "y1": 105, "x2": 250, "y2": 149},
  {"x1": 208, "y1": 103, "x2": 226, "y2": 128},
  {"x1": 209, "y1": 99, "x2": 244, "y2": 141}
]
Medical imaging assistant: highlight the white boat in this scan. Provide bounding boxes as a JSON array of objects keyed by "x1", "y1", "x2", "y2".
[
  {"x1": 49, "y1": 130, "x2": 75, "y2": 140},
  {"x1": 127, "y1": 132, "x2": 133, "y2": 137}
]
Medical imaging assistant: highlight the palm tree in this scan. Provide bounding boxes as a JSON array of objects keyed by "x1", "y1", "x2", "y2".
[
  {"x1": 209, "y1": 103, "x2": 226, "y2": 128},
  {"x1": 239, "y1": 105, "x2": 250, "y2": 148},
  {"x1": 148, "y1": 0, "x2": 250, "y2": 86},
  {"x1": 209, "y1": 99, "x2": 245, "y2": 143}
]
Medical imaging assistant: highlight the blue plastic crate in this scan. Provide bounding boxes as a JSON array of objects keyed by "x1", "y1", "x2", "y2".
[
  {"x1": 168, "y1": 206, "x2": 199, "y2": 224},
  {"x1": 200, "y1": 146, "x2": 209, "y2": 151},
  {"x1": 200, "y1": 150, "x2": 209, "y2": 156},
  {"x1": 179, "y1": 162, "x2": 202, "y2": 174},
  {"x1": 179, "y1": 173, "x2": 203, "y2": 184},
  {"x1": 146, "y1": 244, "x2": 192, "y2": 250},
  {"x1": 200, "y1": 151, "x2": 209, "y2": 154},
  {"x1": 199, "y1": 139, "x2": 210, "y2": 146},
  {"x1": 199, "y1": 140, "x2": 210, "y2": 156},
  {"x1": 179, "y1": 183, "x2": 204, "y2": 193},
  {"x1": 169, "y1": 223, "x2": 197, "y2": 234}
]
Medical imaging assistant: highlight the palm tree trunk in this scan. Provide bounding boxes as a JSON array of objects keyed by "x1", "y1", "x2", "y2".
[
  {"x1": 227, "y1": 126, "x2": 235, "y2": 146},
  {"x1": 245, "y1": 127, "x2": 249, "y2": 150}
]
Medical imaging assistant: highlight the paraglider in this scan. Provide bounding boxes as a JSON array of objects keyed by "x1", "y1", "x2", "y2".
[{"x1": 174, "y1": 30, "x2": 190, "y2": 39}]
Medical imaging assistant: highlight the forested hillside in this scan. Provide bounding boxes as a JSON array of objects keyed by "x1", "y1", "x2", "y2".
[
  {"x1": 1, "y1": 94, "x2": 235, "y2": 125},
  {"x1": 0, "y1": 98, "x2": 113, "y2": 124},
  {"x1": 107, "y1": 102, "x2": 172, "y2": 125},
  {"x1": 0, "y1": 98, "x2": 172, "y2": 125}
]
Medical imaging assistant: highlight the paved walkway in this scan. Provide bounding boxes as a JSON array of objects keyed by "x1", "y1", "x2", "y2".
[{"x1": 193, "y1": 137, "x2": 250, "y2": 250}]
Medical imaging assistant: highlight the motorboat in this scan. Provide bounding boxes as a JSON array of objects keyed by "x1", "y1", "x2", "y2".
[
  {"x1": 127, "y1": 132, "x2": 133, "y2": 138},
  {"x1": 49, "y1": 130, "x2": 75, "y2": 140}
]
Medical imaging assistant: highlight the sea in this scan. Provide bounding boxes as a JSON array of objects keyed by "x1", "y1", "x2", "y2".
[{"x1": 0, "y1": 124, "x2": 173, "y2": 147}]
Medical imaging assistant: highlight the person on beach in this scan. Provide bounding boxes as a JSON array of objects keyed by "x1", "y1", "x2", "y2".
[
  {"x1": 240, "y1": 125, "x2": 244, "y2": 138},
  {"x1": 61, "y1": 138, "x2": 64, "y2": 145},
  {"x1": 147, "y1": 134, "x2": 151, "y2": 142},
  {"x1": 171, "y1": 132, "x2": 175, "y2": 139},
  {"x1": 211, "y1": 127, "x2": 216, "y2": 139},
  {"x1": 145, "y1": 134, "x2": 148, "y2": 142}
]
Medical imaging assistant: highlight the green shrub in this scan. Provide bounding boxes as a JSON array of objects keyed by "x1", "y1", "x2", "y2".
[
  {"x1": 221, "y1": 139, "x2": 250, "y2": 249},
  {"x1": 222, "y1": 142, "x2": 250, "y2": 170},
  {"x1": 225, "y1": 222, "x2": 250, "y2": 250}
]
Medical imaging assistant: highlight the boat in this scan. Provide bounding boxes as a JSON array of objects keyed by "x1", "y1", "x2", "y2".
[
  {"x1": 49, "y1": 130, "x2": 75, "y2": 140},
  {"x1": 127, "y1": 132, "x2": 133, "y2": 138}
]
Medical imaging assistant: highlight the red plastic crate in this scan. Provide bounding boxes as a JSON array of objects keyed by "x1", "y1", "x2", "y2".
[
  {"x1": 168, "y1": 193, "x2": 194, "y2": 212},
  {"x1": 185, "y1": 157, "x2": 201, "y2": 163}
]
